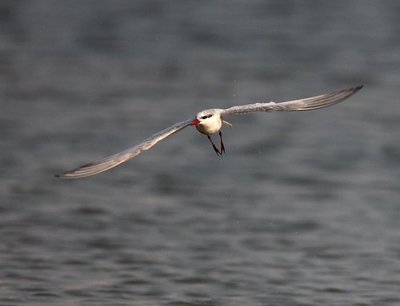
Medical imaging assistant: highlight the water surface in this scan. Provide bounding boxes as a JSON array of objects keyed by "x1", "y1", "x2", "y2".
[{"x1": 1, "y1": 1, "x2": 400, "y2": 305}]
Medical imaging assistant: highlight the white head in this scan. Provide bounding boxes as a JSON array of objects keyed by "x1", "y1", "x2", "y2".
[{"x1": 191, "y1": 109, "x2": 223, "y2": 135}]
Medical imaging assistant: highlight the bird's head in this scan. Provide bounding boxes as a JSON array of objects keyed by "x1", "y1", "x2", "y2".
[
  {"x1": 191, "y1": 110, "x2": 213, "y2": 126},
  {"x1": 191, "y1": 109, "x2": 222, "y2": 126}
]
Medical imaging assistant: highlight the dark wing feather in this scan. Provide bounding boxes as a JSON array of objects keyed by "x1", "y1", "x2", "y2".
[
  {"x1": 222, "y1": 85, "x2": 363, "y2": 115},
  {"x1": 56, "y1": 118, "x2": 193, "y2": 179}
]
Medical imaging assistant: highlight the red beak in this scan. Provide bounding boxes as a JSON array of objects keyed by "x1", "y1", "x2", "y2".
[{"x1": 191, "y1": 119, "x2": 200, "y2": 126}]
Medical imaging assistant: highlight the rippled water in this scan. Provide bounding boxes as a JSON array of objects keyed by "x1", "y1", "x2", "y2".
[{"x1": 1, "y1": 1, "x2": 400, "y2": 305}]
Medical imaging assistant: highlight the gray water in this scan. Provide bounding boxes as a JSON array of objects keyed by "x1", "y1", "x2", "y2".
[{"x1": 1, "y1": 1, "x2": 400, "y2": 305}]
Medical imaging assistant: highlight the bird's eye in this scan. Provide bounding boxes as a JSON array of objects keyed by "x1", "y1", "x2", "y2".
[{"x1": 200, "y1": 114, "x2": 213, "y2": 120}]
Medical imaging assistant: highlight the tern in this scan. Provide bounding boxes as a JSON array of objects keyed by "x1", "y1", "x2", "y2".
[{"x1": 56, "y1": 85, "x2": 362, "y2": 179}]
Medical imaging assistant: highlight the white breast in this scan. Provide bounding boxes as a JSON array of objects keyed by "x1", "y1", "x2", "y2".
[{"x1": 196, "y1": 116, "x2": 222, "y2": 135}]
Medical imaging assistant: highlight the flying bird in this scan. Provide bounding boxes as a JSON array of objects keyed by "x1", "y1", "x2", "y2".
[{"x1": 56, "y1": 85, "x2": 363, "y2": 179}]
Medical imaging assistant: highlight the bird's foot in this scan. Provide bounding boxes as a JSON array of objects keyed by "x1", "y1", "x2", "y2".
[
  {"x1": 219, "y1": 131, "x2": 225, "y2": 155},
  {"x1": 208, "y1": 135, "x2": 223, "y2": 156}
]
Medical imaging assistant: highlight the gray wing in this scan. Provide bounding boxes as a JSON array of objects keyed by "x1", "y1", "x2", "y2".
[
  {"x1": 56, "y1": 118, "x2": 193, "y2": 179},
  {"x1": 221, "y1": 85, "x2": 363, "y2": 115}
]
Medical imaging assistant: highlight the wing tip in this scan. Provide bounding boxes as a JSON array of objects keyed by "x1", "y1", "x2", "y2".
[
  {"x1": 341, "y1": 84, "x2": 363, "y2": 98},
  {"x1": 351, "y1": 84, "x2": 364, "y2": 92},
  {"x1": 55, "y1": 162, "x2": 96, "y2": 179},
  {"x1": 54, "y1": 171, "x2": 79, "y2": 179}
]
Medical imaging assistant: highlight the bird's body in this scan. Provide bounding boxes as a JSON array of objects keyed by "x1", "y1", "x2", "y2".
[
  {"x1": 192, "y1": 109, "x2": 225, "y2": 135},
  {"x1": 56, "y1": 85, "x2": 363, "y2": 179}
]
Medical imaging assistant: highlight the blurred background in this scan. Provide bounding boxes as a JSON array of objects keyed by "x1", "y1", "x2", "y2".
[{"x1": 1, "y1": 1, "x2": 400, "y2": 305}]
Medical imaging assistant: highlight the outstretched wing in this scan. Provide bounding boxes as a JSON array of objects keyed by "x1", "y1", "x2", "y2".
[
  {"x1": 56, "y1": 118, "x2": 194, "y2": 179},
  {"x1": 221, "y1": 85, "x2": 363, "y2": 115}
]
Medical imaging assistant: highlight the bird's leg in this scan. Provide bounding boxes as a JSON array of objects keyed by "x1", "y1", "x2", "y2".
[
  {"x1": 219, "y1": 131, "x2": 225, "y2": 154},
  {"x1": 207, "y1": 135, "x2": 222, "y2": 156}
]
